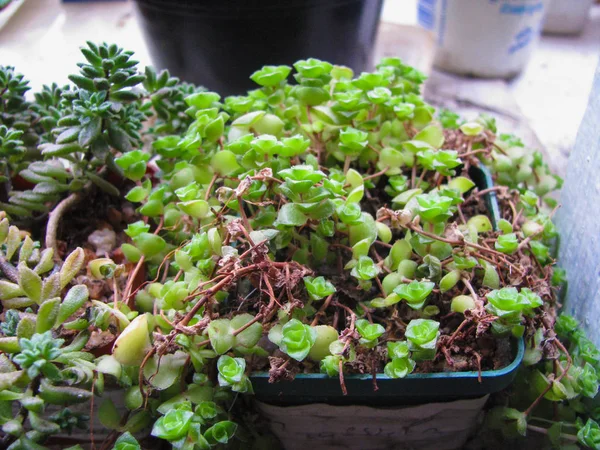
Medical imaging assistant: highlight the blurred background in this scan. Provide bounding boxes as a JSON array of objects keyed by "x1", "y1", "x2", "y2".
[{"x1": 0, "y1": 0, "x2": 598, "y2": 176}]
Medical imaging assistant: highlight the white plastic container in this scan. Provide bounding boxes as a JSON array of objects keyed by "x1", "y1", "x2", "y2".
[
  {"x1": 256, "y1": 395, "x2": 489, "y2": 450},
  {"x1": 543, "y1": 0, "x2": 594, "y2": 35},
  {"x1": 418, "y1": 0, "x2": 549, "y2": 78}
]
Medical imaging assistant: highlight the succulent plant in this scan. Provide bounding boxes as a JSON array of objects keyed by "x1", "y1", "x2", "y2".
[{"x1": 0, "y1": 43, "x2": 595, "y2": 450}]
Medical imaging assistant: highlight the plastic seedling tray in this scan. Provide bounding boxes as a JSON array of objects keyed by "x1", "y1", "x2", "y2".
[
  {"x1": 250, "y1": 164, "x2": 523, "y2": 406},
  {"x1": 251, "y1": 338, "x2": 523, "y2": 406}
]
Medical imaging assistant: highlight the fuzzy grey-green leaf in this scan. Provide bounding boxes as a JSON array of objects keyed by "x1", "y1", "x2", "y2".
[
  {"x1": 17, "y1": 263, "x2": 42, "y2": 304},
  {"x1": 0, "y1": 218, "x2": 8, "y2": 242},
  {"x1": 56, "y1": 285, "x2": 89, "y2": 326},
  {"x1": 37, "y1": 298, "x2": 61, "y2": 333},
  {"x1": 41, "y1": 273, "x2": 61, "y2": 301},
  {"x1": 5, "y1": 226, "x2": 21, "y2": 260},
  {"x1": 60, "y1": 247, "x2": 85, "y2": 289},
  {"x1": 16, "y1": 315, "x2": 36, "y2": 339},
  {"x1": 0, "y1": 280, "x2": 24, "y2": 300},
  {"x1": 78, "y1": 117, "x2": 102, "y2": 147},
  {"x1": 18, "y1": 236, "x2": 34, "y2": 264},
  {"x1": 34, "y1": 249, "x2": 55, "y2": 275}
]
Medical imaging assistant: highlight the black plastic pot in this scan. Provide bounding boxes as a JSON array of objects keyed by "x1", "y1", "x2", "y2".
[
  {"x1": 133, "y1": 0, "x2": 384, "y2": 96},
  {"x1": 250, "y1": 165, "x2": 519, "y2": 406}
]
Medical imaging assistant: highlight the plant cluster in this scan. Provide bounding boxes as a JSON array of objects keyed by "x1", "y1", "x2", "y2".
[{"x1": 0, "y1": 43, "x2": 597, "y2": 449}]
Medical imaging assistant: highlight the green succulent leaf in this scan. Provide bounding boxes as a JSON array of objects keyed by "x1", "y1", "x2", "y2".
[
  {"x1": 393, "y1": 280, "x2": 435, "y2": 310},
  {"x1": 384, "y1": 357, "x2": 415, "y2": 379},
  {"x1": 250, "y1": 65, "x2": 291, "y2": 87},
  {"x1": 415, "y1": 193, "x2": 453, "y2": 223},
  {"x1": 303, "y1": 276, "x2": 336, "y2": 301},
  {"x1": 495, "y1": 233, "x2": 519, "y2": 254},
  {"x1": 356, "y1": 319, "x2": 385, "y2": 347},
  {"x1": 578, "y1": 419, "x2": 600, "y2": 449},
  {"x1": 275, "y1": 203, "x2": 307, "y2": 227},
  {"x1": 56, "y1": 285, "x2": 89, "y2": 326},
  {"x1": 204, "y1": 421, "x2": 237, "y2": 446},
  {"x1": 14, "y1": 331, "x2": 64, "y2": 379},
  {"x1": 17, "y1": 263, "x2": 42, "y2": 304},
  {"x1": 113, "y1": 432, "x2": 141, "y2": 450},
  {"x1": 350, "y1": 256, "x2": 381, "y2": 281},
  {"x1": 405, "y1": 319, "x2": 439, "y2": 361},
  {"x1": 151, "y1": 409, "x2": 194, "y2": 441},
  {"x1": 277, "y1": 319, "x2": 316, "y2": 361},
  {"x1": 387, "y1": 341, "x2": 410, "y2": 360}
]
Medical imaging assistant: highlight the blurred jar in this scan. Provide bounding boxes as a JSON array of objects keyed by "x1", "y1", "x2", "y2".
[
  {"x1": 543, "y1": 0, "x2": 594, "y2": 35},
  {"x1": 418, "y1": 0, "x2": 549, "y2": 79}
]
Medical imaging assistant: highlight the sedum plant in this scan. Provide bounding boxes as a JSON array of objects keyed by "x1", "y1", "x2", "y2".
[
  {"x1": 0, "y1": 43, "x2": 596, "y2": 449},
  {"x1": 405, "y1": 319, "x2": 439, "y2": 362},
  {"x1": 0, "y1": 43, "x2": 200, "y2": 255}
]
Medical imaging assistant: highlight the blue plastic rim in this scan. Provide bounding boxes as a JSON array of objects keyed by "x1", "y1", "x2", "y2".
[
  {"x1": 250, "y1": 338, "x2": 524, "y2": 405},
  {"x1": 254, "y1": 335, "x2": 524, "y2": 382},
  {"x1": 250, "y1": 339, "x2": 525, "y2": 406}
]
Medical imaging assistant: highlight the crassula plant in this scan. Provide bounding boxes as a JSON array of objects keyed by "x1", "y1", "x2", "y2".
[{"x1": 0, "y1": 43, "x2": 597, "y2": 449}]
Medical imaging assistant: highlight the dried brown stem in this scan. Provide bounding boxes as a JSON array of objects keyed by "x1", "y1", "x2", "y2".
[
  {"x1": 474, "y1": 351, "x2": 482, "y2": 383},
  {"x1": 339, "y1": 358, "x2": 347, "y2": 396},
  {"x1": 46, "y1": 190, "x2": 85, "y2": 259},
  {"x1": 343, "y1": 155, "x2": 351, "y2": 173},
  {"x1": 123, "y1": 218, "x2": 164, "y2": 307},
  {"x1": 462, "y1": 277, "x2": 479, "y2": 304},
  {"x1": 0, "y1": 254, "x2": 18, "y2": 283},
  {"x1": 237, "y1": 197, "x2": 254, "y2": 238},
  {"x1": 447, "y1": 318, "x2": 470, "y2": 347},
  {"x1": 509, "y1": 200, "x2": 519, "y2": 227},
  {"x1": 363, "y1": 166, "x2": 389, "y2": 181},
  {"x1": 526, "y1": 425, "x2": 578, "y2": 442},
  {"x1": 373, "y1": 240, "x2": 393, "y2": 249},
  {"x1": 415, "y1": 169, "x2": 427, "y2": 189},
  {"x1": 405, "y1": 223, "x2": 507, "y2": 258},
  {"x1": 139, "y1": 346, "x2": 157, "y2": 401},
  {"x1": 311, "y1": 294, "x2": 334, "y2": 326},
  {"x1": 374, "y1": 275, "x2": 386, "y2": 297},
  {"x1": 457, "y1": 204, "x2": 467, "y2": 225},
  {"x1": 179, "y1": 263, "x2": 261, "y2": 327},
  {"x1": 524, "y1": 338, "x2": 572, "y2": 417},
  {"x1": 461, "y1": 148, "x2": 490, "y2": 158},
  {"x1": 517, "y1": 230, "x2": 543, "y2": 252},
  {"x1": 205, "y1": 173, "x2": 219, "y2": 201},
  {"x1": 474, "y1": 186, "x2": 508, "y2": 197},
  {"x1": 232, "y1": 313, "x2": 264, "y2": 336},
  {"x1": 367, "y1": 144, "x2": 380, "y2": 155}
]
